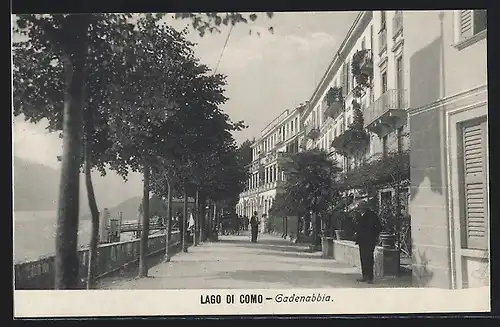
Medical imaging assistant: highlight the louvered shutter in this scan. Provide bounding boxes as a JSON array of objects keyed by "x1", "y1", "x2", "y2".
[
  {"x1": 461, "y1": 119, "x2": 488, "y2": 250},
  {"x1": 341, "y1": 63, "x2": 348, "y2": 97},
  {"x1": 460, "y1": 10, "x2": 473, "y2": 39}
]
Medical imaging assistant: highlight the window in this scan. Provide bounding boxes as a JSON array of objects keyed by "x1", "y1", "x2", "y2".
[
  {"x1": 459, "y1": 10, "x2": 487, "y2": 41},
  {"x1": 381, "y1": 71, "x2": 388, "y2": 93},
  {"x1": 380, "y1": 11, "x2": 386, "y2": 30},
  {"x1": 291, "y1": 120, "x2": 294, "y2": 132},
  {"x1": 459, "y1": 118, "x2": 488, "y2": 250},
  {"x1": 382, "y1": 135, "x2": 388, "y2": 158},
  {"x1": 346, "y1": 62, "x2": 351, "y2": 93},
  {"x1": 351, "y1": 56, "x2": 356, "y2": 89},
  {"x1": 397, "y1": 126, "x2": 403, "y2": 151},
  {"x1": 370, "y1": 25, "x2": 374, "y2": 50}
]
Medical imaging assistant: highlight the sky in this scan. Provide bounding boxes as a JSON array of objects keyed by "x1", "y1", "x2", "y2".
[{"x1": 12, "y1": 11, "x2": 359, "y2": 208}]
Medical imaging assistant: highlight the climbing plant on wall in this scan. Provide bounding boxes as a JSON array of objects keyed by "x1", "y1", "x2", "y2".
[{"x1": 325, "y1": 86, "x2": 343, "y2": 107}]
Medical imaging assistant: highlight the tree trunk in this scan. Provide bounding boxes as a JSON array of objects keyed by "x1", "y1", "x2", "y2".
[
  {"x1": 312, "y1": 198, "x2": 321, "y2": 250},
  {"x1": 194, "y1": 188, "x2": 200, "y2": 246},
  {"x1": 165, "y1": 178, "x2": 173, "y2": 262},
  {"x1": 206, "y1": 201, "x2": 212, "y2": 241},
  {"x1": 213, "y1": 202, "x2": 218, "y2": 240},
  {"x1": 138, "y1": 164, "x2": 150, "y2": 277},
  {"x1": 83, "y1": 103, "x2": 100, "y2": 290},
  {"x1": 182, "y1": 185, "x2": 189, "y2": 252},
  {"x1": 54, "y1": 15, "x2": 90, "y2": 290},
  {"x1": 200, "y1": 194, "x2": 206, "y2": 242}
]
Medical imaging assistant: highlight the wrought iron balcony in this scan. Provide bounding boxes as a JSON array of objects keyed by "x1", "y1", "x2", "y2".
[
  {"x1": 324, "y1": 100, "x2": 344, "y2": 119},
  {"x1": 378, "y1": 28, "x2": 387, "y2": 54},
  {"x1": 392, "y1": 11, "x2": 403, "y2": 39},
  {"x1": 305, "y1": 123, "x2": 320, "y2": 139},
  {"x1": 363, "y1": 89, "x2": 408, "y2": 138}
]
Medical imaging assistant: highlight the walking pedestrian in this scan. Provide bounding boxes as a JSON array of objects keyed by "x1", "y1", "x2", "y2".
[
  {"x1": 250, "y1": 211, "x2": 260, "y2": 243},
  {"x1": 354, "y1": 200, "x2": 382, "y2": 284}
]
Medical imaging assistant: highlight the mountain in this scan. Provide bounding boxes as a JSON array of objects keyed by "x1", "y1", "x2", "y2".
[
  {"x1": 13, "y1": 157, "x2": 61, "y2": 211},
  {"x1": 13, "y1": 156, "x2": 193, "y2": 219},
  {"x1": 81, "y1": 196, "x2": 195, "y2": 222}
]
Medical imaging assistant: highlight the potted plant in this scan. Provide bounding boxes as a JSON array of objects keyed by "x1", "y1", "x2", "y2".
[
  {"x1": 333, "y1": 211, "x2": 348, "y2": 240},
  {"x1": 379, "y1": 202, "x2": 397, "y2": 249},
  {"x1": 325, "y1": 86, "x2": 344, "y2": 119}
]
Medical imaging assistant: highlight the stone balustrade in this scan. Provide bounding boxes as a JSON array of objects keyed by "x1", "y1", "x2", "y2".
[{"x1": 14, "y1": 231, "x2": 181, "y2": 290}]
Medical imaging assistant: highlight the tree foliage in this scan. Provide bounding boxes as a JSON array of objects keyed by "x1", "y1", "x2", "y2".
[
  {"x1": 12, "y1": 11, "x2": 273, "y2": 287},
  {"x1": 174, "y1": 12, "x2": 275, "y2": 36},
  {"x1": 281, "y1": 149, "x2": 342, "y2": 215}
]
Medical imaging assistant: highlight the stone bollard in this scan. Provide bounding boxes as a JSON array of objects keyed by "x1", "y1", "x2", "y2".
[
  {"x1": 374, "y1": 246, "x2": 400, "y2": 279},
  {"x1": 321, "y1": 237, "x2": 334, "y2": 259}
]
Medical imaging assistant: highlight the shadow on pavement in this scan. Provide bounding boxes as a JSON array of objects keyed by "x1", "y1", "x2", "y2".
[
  {"x1": 254, "y1": 250, "x2": 323, "y2": 260},
  {"x1": 218, "y1": 237, "x2": 311, "y2": 254},
  {"x1": 211, "y1": 269, "x2": 412, "y2": 289},
  {"x1": 97, "y1": 244, "x2": 185, "y2": 287}
]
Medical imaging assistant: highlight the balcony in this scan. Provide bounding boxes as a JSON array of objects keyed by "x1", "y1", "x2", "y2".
[
  {"x1": 330, "y1": 127, "x2": 369, "y2": 157},
  {"x1": 358, "y1": 49, "x2": 373, "y2": 76},
  {"x1": 299, "y1": 137, "x2": 308, "y2": 150},
  {"x1": 392, "y1": 11, "x2": 403, "y2": 39},
  {"x1": 324, "y1": 100, "x2": 343, "y2": 120},
  {"x1": 275, "y1": 134, "x2": 284, "y2": 146},
  {"x1": 277, "y1": 152, "x2": 293, "y2": 168},
  {"x1": 378, "y1": 28, "x2": 387, "y2": 55},
  {"x1": 364, "y1": 89, "x2": 408, "y2": 138},
  {"x1": 305, "y1": 123, "x2": 320, "y2": 140}
]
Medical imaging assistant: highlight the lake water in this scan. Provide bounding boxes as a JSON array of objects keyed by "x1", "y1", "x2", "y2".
[{"x1": 14, "y1": 211, "x2": 136, "y2": 263}]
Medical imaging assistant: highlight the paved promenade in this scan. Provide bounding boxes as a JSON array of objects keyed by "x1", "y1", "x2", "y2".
[{"x1": 99, "y1": 232, "x2": 411, "y2": 289}]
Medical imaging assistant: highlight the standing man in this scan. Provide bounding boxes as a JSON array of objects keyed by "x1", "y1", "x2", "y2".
[
  {"x1": 250, "y1": 211, "x2": 260, "y2": 243},
  {"x1": 354, "y1": 200, "x2": 382, "y2": 284}
]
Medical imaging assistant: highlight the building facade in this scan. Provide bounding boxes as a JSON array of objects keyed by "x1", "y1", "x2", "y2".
[
  {"x1": 405, "y1": 10, "x2": 488, "y2": 289},
  {"x1": 236, "y1": 106, "x2": 305, "y2": 232},
  {"x1": 237, "y1": 10, "x2": 488, "y2": 289}
]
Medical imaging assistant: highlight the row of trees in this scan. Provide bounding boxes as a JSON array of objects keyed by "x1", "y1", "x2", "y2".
[{"x1": 13, "y1": 13, "x2": 273, "y2": 289}]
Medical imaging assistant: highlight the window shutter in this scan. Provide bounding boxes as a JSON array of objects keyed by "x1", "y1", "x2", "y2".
[
  {"x1": 341, "y1": 63, "x2": 347, "y2": 97},
  {"x1": 462, "y1": 119, "x2": 488, "y2": 250},
  {"x1": 460, "y1": 10, "x2": 473, "y2": 39}
]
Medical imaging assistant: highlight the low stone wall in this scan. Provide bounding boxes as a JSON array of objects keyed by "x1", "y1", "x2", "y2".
[
  {"x1": 330, "y1": 240, "x2": 400, "y2": 278},
  {"x1": 333, "y1": 240, "x2": 361, "y2": 268},
  {"x1": 15, "y1": 231, "x2": 181, "y2": 290}
]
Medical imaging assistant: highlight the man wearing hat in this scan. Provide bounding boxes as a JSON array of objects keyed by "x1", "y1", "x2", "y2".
[{"x1": 354, "y1": 199, "x2": 382, "y2": 284}]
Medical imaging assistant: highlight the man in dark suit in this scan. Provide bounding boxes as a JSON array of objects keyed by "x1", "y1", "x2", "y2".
[
  {"x1": 250, "y1": 211, "x2": 260, "y2": 243},
  {"x1": 354, "y1": 200, "x2": 382, "y2": 284}
]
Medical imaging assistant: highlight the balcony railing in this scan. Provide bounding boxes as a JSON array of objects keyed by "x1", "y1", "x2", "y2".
[
  {"x1": 378, "y1": 28, "x2": 387, "y2": 54},
  {"x1": 275, "y1": 134, "x2": 284, "y2": 146},
  {"x1": 324, "y1": 100, "x2": 343, "y2": 120},
  {"x1": 305, "y1": 123, "x2": 320, "y2": 139},
  {"x1": 364, "y1": 89, "x2": 408, "y2": 137},
  {"x1": 392, "y1": 11, "x2": 403, "y2": 39},
  {"x1": 299, "y1": 137, "x2": 308, "y2": 149},
  {"x1": 277, "y1": 152, "x2": 293, "y2": 167}
]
